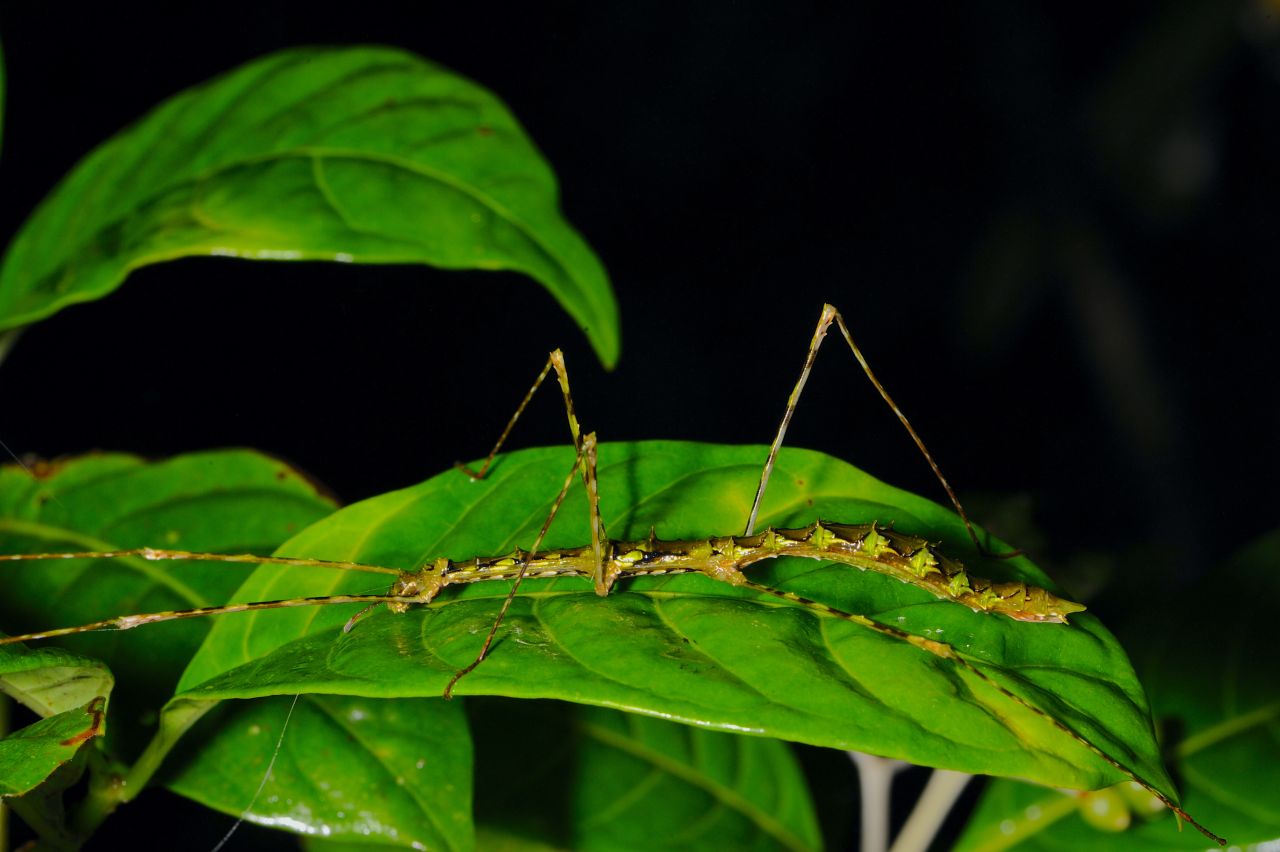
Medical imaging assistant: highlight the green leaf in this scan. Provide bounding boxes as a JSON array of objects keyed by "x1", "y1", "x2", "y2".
[
  {"x1": 469, "y1": 698, "x2": 818, "y2": 852},
  {"x1": 0, "y1": 450, "x2": 335, "y2": 756},
  {"x1": 571, "y1": 706, "x2": 820, "y2": 851},
  {"x1": 174, "y1": 696, "x2": 811, "y2": 851},
  {"x1": 165, "y1": 694, "x2": 473, "y2": 852},
  {"x1": 0, "y1": 697, "x2": 103, "y2": 798},
  {"x1": 954, "y1": 530, "x2": 1280, "y2": 850},
  {"x1": 0, "y1": 643, "x2": 111, "y2": 797},
  {"x1": 0, "y1": 643, "x2": 112, "y2": 720},
  {"x1": 0, "y1": 45, "x2": 619, "y2": 366},
  {"x1": 170, "y1": 442, "x2": 1169, "y2": 808}
]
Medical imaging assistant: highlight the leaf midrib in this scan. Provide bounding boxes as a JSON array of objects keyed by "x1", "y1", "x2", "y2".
[
  {"x1": 578, "y1": 718, "x2": 813, "y2": 852},
  {"x1": 15, "y1": 144, "x2": 572, "y2": 305}
]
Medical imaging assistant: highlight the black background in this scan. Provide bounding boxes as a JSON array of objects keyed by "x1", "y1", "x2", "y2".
[{"x1": 1, "y1": 3, "x2": 1277, "y2": 849}]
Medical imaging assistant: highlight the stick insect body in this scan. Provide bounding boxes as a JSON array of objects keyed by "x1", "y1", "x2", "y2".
[
  {"x1": 0, "y1": 304, "x2": 1222, "y2": 844},
  {"x1": 0, "y1": 305, "x2": 1083, "y2": 653}
]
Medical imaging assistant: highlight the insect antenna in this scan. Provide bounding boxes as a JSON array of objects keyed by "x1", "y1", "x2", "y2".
[{"x1": 0, "y1": 590, "x2": 431, "y2": 646}]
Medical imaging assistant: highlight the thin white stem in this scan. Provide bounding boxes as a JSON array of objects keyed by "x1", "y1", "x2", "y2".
[
  {"x1": 848, "y1": 751, "x2": 909, "y2": 852},
  {"x1": 889, "y1": 768, "x2": 973, "y2": 852}
]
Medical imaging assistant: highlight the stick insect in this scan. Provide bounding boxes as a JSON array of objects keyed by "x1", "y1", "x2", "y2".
[{"x1": 0, "y1": 304, "x2": 1222, "y2": 845}]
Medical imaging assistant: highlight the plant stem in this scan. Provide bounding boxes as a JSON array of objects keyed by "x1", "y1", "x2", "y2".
[
  {"x1": 68, "y1": 697, "x2": 218, "y2": 838},
  {"x1": 848, "y1": 751, "x2": 908, "y2": 852},
  {"x1": 889, "y1": 768, "x2": 972, "y2": 852}
]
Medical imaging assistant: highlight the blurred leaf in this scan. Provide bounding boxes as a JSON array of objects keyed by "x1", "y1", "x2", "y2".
[
  {"x1": 468, "y1": 829, "x2": 568, "y2": 852},
  {"x1": 571, "y1": 706, "x2": 820, "y2": 851},
  {"x1": 0, "y1": 46, "x2": 619, "y2": 366},
  {"x1": 955, "y1": 530, "x2": 1280, "y2": 850},
  {"x1": 471, "y1": 698, "x2": 819, "y2": 852},
  {"x1": 0, "y1": 450, "x2": 334, "y2": 756}
]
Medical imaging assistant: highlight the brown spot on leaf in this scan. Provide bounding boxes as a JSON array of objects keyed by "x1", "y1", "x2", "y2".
[
  {"x1": 28, "y1": 458, "x2": 62, "y2": 479},
  {"x1": 60, "y1": 696, "x2": 106, "y2": 747}
]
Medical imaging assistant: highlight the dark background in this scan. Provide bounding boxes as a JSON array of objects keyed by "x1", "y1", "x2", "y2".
[{"x1": 1, "y1": 3, "x2": 1277, "y2": 849}]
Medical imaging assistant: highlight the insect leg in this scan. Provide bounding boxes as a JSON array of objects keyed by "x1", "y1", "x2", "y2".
[
  {"x1": 444, "y1": 349, "x2": 612, "y2": 694},
  {"x1": 744, "y1": 304, "x2": 839, "y2": 536},
  {"x1": 443, "y1": 433, "x2": 594, "y2": 699},
  {"x1": 826, "y1": 307, "x2": 1015, "y2": 557},
  {"x1": 744, "y1": 303, "x2": 1007, "y2": 557},
  {"x1": 456, "y1": 349, "x2": 586, "y2": 479}
]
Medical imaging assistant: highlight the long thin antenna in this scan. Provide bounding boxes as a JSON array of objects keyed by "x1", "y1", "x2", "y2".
[{"x1": 210, "y1": 694, "x2": 300, "y2": 852}]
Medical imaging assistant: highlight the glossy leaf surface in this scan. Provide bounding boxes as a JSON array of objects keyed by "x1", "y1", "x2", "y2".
[
  {"x1": 955, "y1": 531, "x2": 1280, "y2": 850},
  {"x1": 0, "y1": 46, "x2": 618, "y2": 365},
  {"x1": 172, "y1": 442, "x2": 1171, "y2": 802},
  {"x1": 165, "y1": 694, "x2": 474, "y2": 852}
]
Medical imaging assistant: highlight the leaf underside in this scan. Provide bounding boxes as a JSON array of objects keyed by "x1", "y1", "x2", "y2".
[{"x1": 0, "y1": 45, "x2": 618, "y2": 365}]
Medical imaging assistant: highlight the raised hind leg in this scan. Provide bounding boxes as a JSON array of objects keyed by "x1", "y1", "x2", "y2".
[{"x1": 745, "y1": 303, "x2": 1009, "y2": 558}]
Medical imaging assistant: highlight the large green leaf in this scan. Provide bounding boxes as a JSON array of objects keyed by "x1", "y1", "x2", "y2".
[
  {"x1": 0, "y1": 46, "x2": 618, "y2": 366},
  {"x1": 166, "y1": 696, "x2": 819, "y2": 852},
  {"x1": 161, "y1": 442, "x2": 1170, "y2": 833},
  {"x1": 955, "y1": 532, "x2": 1280, "y2": 850},
  {"x1": 165, "y1": 694, "x2": 474, "y2": 852},
  {"x1": 0, "y1": 450, "x2": 335, "y2": 757},
  {"x1": 571, "y1": 705, "x2": 820, "y2": 851},
  {"x1": 465, "y1": 698, "x2": 820, "y2": 852}
]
